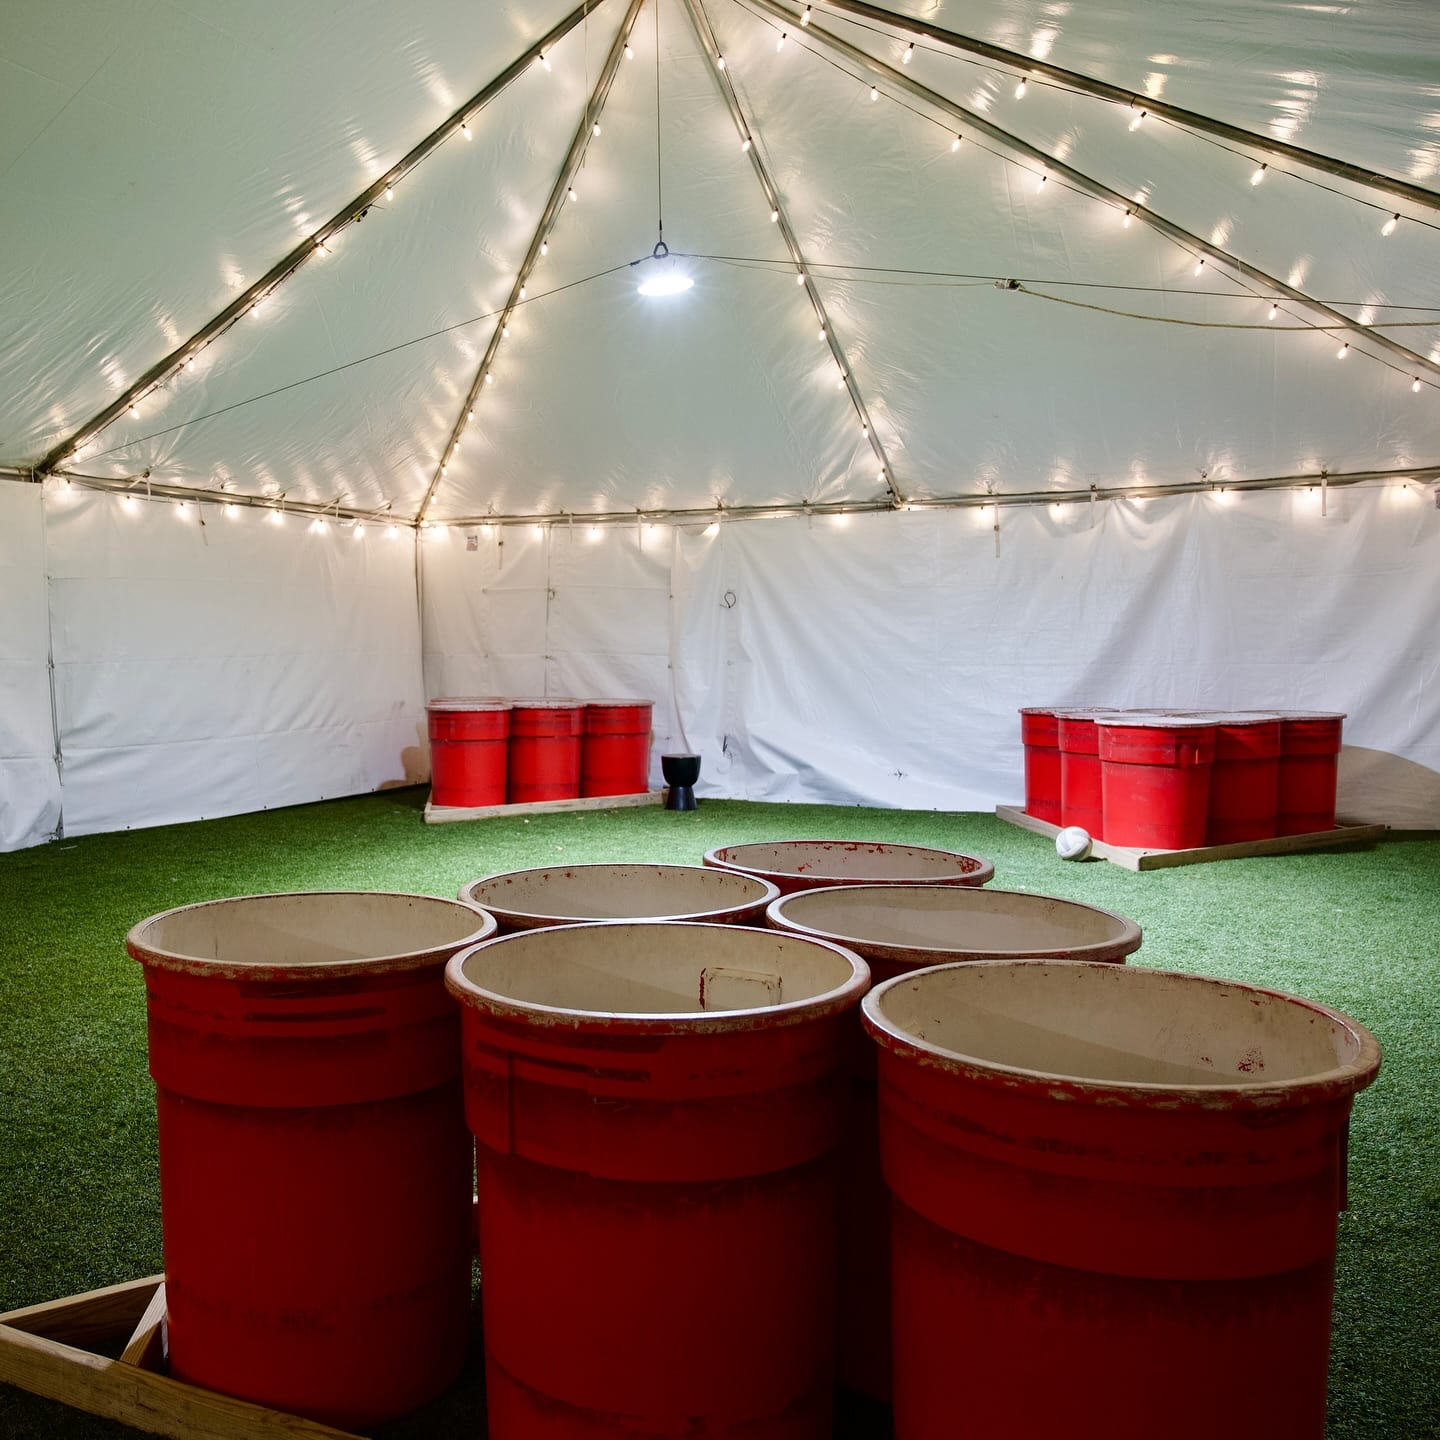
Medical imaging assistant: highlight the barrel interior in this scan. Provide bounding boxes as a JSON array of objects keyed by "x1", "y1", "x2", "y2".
[
  {"x1": 466, "y1": 865, "x2": 770, "y2": 920},
  {"x1": 714, "y1": 841, "x2": 979, "y2": 881}
]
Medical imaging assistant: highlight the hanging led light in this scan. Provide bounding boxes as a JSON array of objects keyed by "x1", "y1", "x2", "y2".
[
  {"x1": 951, "y1": 134, "x2": 962, "y2": 151},
  {"x1": 185, "y1": 356, "x2": 196, "y2": 371},
  {"x1": 1414, "y1": 377, "x2": 1424, "y2": 393},
  {"x1": 461, "y1": 119, "x2": 472, "y2": 140},
  {"x1": 624, "y1": 42, "x2": 634, "y2": 59},
  {"x1": 869, "y1": 85, "x2": 879, "y2": 101},
  {"x1": 540, "y1": 240, "x2": 549, "y2": 256},
  {"x1": 539, "y1": 52, "x2": 552, "y2": 71},
  {"x1": 800, "y1": 5, "x2": 812, "y2": 23},
  {"x1": 796, "y1": 270, "x2": 806, "y2": 285},
  {"x1": 1194, "y1": 256, "x2": 1207, "y2": 275},
  {"x1": 1268, "y1": 302, "x2": 1279, "y2": 320},
  {"x1": 741, "y1": 136, "x2": 752, "y2": 152},
  {"x1": 385, "y1": 183, "x2": 394, "y2": 200},
  {"x1": 592, "y1": 121, "x2": 601, "y2": 137},
  {"x1": 1035, "y1": 170, "x2": 1048, "y2": 191},
  {"x1": 1382, "y1": 213, "x2": 1399, "y2": 236},
  {"x1": 776, "y1": 31, "x2": 787, "y2": 51},
  {"x1": 1251, "y1": 164, "x2": 1267, "y2": 186},
  {"x1": 567, "y1": 184, "x2": 577, "y2": 203},
  {"x1": 717, "y1": 54, "x2": 726, "y2": 70},
  {"x1": 1128, "y1": 108, "x2": 1146, "y2": 131},
  {"x1": 903, "y1": 43, "x2": 914, "y2": 63},
  {"x1": 519, "y1": 284, "x2": 527, "y2": 299},
  {"x1": 637, "y1": 240, "x2": 694, "y2": 297},
  {"x1": 770, "y1": 208, "x2": 780, "y2": 222},
  {"x1": 1337, "y1": 342, "x2": 1349, "y2": 359},
  {"x1": 1122, "y1": 209, "x2": 1133, "y2": 227},
  {"x1": 1015, "y1": 75, "x2": 1029, "y2": 99}
]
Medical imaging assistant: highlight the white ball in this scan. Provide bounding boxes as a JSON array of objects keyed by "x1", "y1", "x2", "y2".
[{"x1": 1056, "y1": 825, "x2": 1093, "y2": 861}]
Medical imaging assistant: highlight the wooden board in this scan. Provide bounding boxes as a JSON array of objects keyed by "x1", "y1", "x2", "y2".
[
  {"x1": 995, "y1": 805, "x2": 1387, "y2": 871},
  {"x1": 425, "y1": 788, "x2": 666, "y2": 824},
  {"x1": 0, "y1": 1277, "x2": 361, "y2": 1440}
]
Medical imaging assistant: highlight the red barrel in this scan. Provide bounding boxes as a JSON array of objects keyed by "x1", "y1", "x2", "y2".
[
  {"x1": 1019, "y1": 707, "x2": 1061, "y2": 824},
  {"x1": 703, "y1": 840, "x2": 994, "y2": 895},
  {"x1": 581, "y1": 698, "x2": 654, "y2": 797},
  {"x1": 507, "y1": 699, "x2": 584, "y2": 803},
  {"x1": 766, "y1": 885, "x2": 1141, "y2": 1403},
  {"x1": 1277, "y1": 712, "x2": 1346, "y2": 835},
  {"x1": 126, "y1": 892, "x2": 497, "y2": 1427},
  {"x1": 447, "y1": 922, "x2": 870, "y2": 1440},
  {"x1": 428, "y1": 698, "x2": 511, "y2": 807},
  {"x1": 863, "y1": 960, "x2": 1380, "y2": 1440},
  {"x1": 1058, "y1": 710, "x2": 1108, "y2": 840},
  {"x1": 1195, "y1": 712, "x2": 1283, "y2": 844},
  {"x1": 1098, "y1": 716, "x2": 1216, "y2": 849}
]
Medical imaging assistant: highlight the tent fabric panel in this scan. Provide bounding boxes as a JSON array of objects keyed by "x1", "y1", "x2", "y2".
[
  {"x1": 44, "y1": 487, "x2": 425, "y2": 839},
  {"x1": 0, "y1": 483, "x2": 61, "y2": 850}
]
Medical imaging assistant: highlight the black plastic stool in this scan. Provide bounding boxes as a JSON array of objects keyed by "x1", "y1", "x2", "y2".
[{"x1": 661, "y1": 753, "x2": 701, "y2": 812}]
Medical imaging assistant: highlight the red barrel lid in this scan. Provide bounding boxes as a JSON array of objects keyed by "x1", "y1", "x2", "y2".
[
  {"x1": 510, "y1": 697, "x2": 586, "y2": 709},
  {"x1": 1097, "y1": 713, "x2": 1219, "y2": 729},
  {"x1": 426, "y1": 696, "x2": 511, "y2": 712}
]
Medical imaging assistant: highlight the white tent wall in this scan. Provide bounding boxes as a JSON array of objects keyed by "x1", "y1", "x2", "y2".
[
  {"x1": 36, "y1": 486, "x2": 427, "y2": 842},
  {"x1": 420, "y1": 484, "x2": 1440, "y2": 827},
  {"x1": 0, "y1": 482, "x2": 63, "y2": 851}
]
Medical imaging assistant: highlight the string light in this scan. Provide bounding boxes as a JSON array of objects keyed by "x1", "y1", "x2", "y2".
[
  {"x1": 1251, "y1": 164, "x2": 1267, "y2": 186},
  {"x1": 819, "y1": 324, "x2": 826, "y2": 338},
  {"x1": 1194, "y1": 257, "x2": 1207, "y2": 275},
  {"x1": 1382, "y1": 214, "x2": 1399, "y2": 236},
  {"x1": 540, "y1": 240, "x2": 549, "y2": 256},
  {"x1": 796, "y1": 271, "x2": 805, "y2": 285},
  {"x1": 1015, "y1": 76, "x2": 1029, "y2": 99},
  {"x1": 224, "y1": 503, "x2": 238, "y2": 518},
  {"x1": 539, "y1": 52, "x2": 552, "y2": 71},
  {"x1": 567, "y1": 184, "x2": 578, "y2": 203},
  {"x1": 184, "y1": 356, "x2": 195, "y2": 372},
  {"x1": 385, "y1": 184, "x2": 393, "y2": 200},
  {"x1": 1414, "y1": 377, "x2": 1424, "y2": 393},
  {"x1": 1128, "y1": 108, "x2": 1147, "y2": 131},
  {"x1": 951, "y1": 134, "x2": 962, "y2": 151},
  {"x1": 461, "y1": 120, "x2": 472, "y2": 140},
  {"x1": 485, "y1": 372, "x2": 494, "y2": 385},
  {"x1": 1269, "y1": 303, "x2": 1280, "y2": 320},
  {"x1": 717, "y1": 55, "x2": 726, "y2": 70},
  {"x1": 1337, "y1": 342, "x2": 1349, "y2": 359},
  {"x1": 903, "y1": 43, "x2": 914, "y2": 63},
  {"x1": 1122, "y1": 209, "x2": 1133, "y2": 227},
  {"x1": 1035, "y1": 170, "x2": 1048, "y2": 191},
  {"x1": 869, "y1": 85, "x2": 879, "y2": 102},
  {"x1": 352, "y1": 523, "x2": 365, "y2": 540},
  {"x1": 800, "y1": 5, "x2": 812, "y2": 23},
  {"x1": 519, "y1": 284, "x2": 527, "y2": 299},
  {"x1": 703, "y1": 522, "x2": 720, "y2": 537},
  {"x1": 269, "y1": 507, "x2": 284, "y2": 526},
  {"x1": 741, "y1": 136, "x2": 752, "y2": 152},
  {"x1": 386, "y1": 524, "x2": 400, "y2": 539},
  {"x1": 770, "y1": 208, "x2": 780, "y2": 222},
  {"x1": 592, "y1": 121, "x2": 601, "y2": 137},
  {"x1": 624, "y1": 42, "x2": 634, "y2": 59},
  {"x1": 776, "y1": 31, "x2": 787, "y2": 51}
]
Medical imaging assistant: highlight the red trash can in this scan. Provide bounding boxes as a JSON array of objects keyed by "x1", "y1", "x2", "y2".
[
  {"x1": 766, "y1": 885, "x2": 1141, "y2": 1403},
  {"x1": 581, "y1": 699, "x2": 654, "y2": 797},
  {"x1": 507, "y1": 699, "x2": 585, "y2": 803},
  {"x1": 1276, "y1": 711, "x2": 1346, "y2": 835},
  {"x1": 1192, "y1": 712, "x2": 1283, "y2": 844},
  {"x1": 428, "y1": 698, "x2": 511, "y2": 808},
  {"x1": 1098, "y1": 716, "x2": 1217, "y2": 849},
  {"x1": 1057, "y1": 710, "x2": 1111, "y2": 841},
  {"x1": 126, "y1": 892, "x2": 497, "y2": 1428},
  {"x1": 863, "y1": 960, "x2": 1380, "y2": 1440},
  {"x1": 703, "y1": 840, "x2": 994, "y2": 895},
  {"x1": 1019, "y1": 707, "x2": 1062, "y2": 824},
  {"x1": 447, "y1": 921, "x2": 871, "y2": 1440}
]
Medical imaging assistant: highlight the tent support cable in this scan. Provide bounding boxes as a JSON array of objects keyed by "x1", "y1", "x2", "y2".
[
  {"x1": 745, "y1": 0, "x2": 1440, "y2": 385},
  {"x1": 680, "y1": 0, "x2": 906, "y2": 506},
  {"x1": 416, "y1": 0, "x2": 647, "y2": 524}
]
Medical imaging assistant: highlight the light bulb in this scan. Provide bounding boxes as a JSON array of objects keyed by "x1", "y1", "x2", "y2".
[
  {"x1": 770, "y1": 208, "x2": 779, "y2": 222},
  {"x1": 1413, "y1": 377, "x2": 1423, "y2": 393},
  {"x1": 638, "y1": 264, "x2": 695, "y2": 297},
  {"x1": 836, "y1": 373, "x2": 847, "y2": 390},
  {"x1": 877, "y1": 468, "x2": 886, "y2": 482},
  {"x1": 1035, "y1": 170, "x2": 1048, "y2": 190},
  {"x1": 567, "y1": 185, "x2": 577, "y2": 203},
  {"x1": 540, "y1": 52, "x2": 551, "y2": 70},
  {"x1": 741, "y1": 136, "x2": 751, "y2": 152},
  {"x1": 624, "y1": 42, "x2": 634, "y2": 59},
  {"x1": 485, "y1": 372, "x2": 494, "y2": 385},
  {"x1": 540, "y1": 240, "x2": 549, "y2": 256},
  {"x1": 703, "y1": 522, "x2": 719, "y2": 537},
  {"x1": 461, "y1": 120, "x2": 471, "y2": 140},
  {"x1": 519, "y1": 284, "x2": 527, "y2": 299},
  {"x1": 1015, "y1": 76, "x2": 1028, "y2": 99},
  {"x1": 386, "y1": 524, "x2": 399, "y2": 539},
  {"x1": 1337, "y1": 342, "x2": 1349, "y2": 359},
  {"x1": 502, "y1": 324, "x2": 509, "y2": 338},
  {"x1": 796, "y1": 271, "x2": 805, "y2": 285},
  {"x1": 468, "y1": 407, "x2": 475, "y2": 420},
  {"x1": 1382, "y1": 213, "x2": 1398, "y2": 236},
  {"x1": 1251, "y1": 164, "x2": 1266, "y2": 185},
  {"x1": 122, "y1": 494, "x2": 136, "y2": 510},
  {"x1": 717, "y1": 55, "x2": 726, "y2": 70},
  {"x1": 1128, "y1": 108, "x2": 1145, "y2": 130},
  {"x1": 177, "y1": 501, "x2": 187, "y2": 514},
  {"x1": 801, "y1": 5, "x2": 811, "y2": 23},
  {"x1": 951, "y1": 134, "x2": 962, "y2": 151},
  {"x1": 1123, "y1": 209, "x2": 1133, "y2": 227},
  {"x1": 385, "y1": 184, "x2": 393, "y2": 200},
  {"x1": 869, "y1": 85, "x2": 879, "y2": 101},
  {"x1": 777, "y1": 32, "x2": 787, "y2": 51},
  {"x1": 588, "y1": 526, "x2": 601, "y2": 541},
  {"x1": 1268, "y1": 303, "x2": 1279, "y2": 320},
  {"x1": 441, "y1": 463, "x2": 448, "y2": 475},
  {"x1": 224, "y1": 503, "x2": 238, "y2": 518},
  {"x1": 903, "y1": 43, "x2": 914, "y2": 63},
  {"x1": 352, "y1": 523, "x2": 364, "y2": 540},
  {"x1": 592, "y1": 122, "x2": 601, "y2": 137},
  {"x1": 818, "y1": 325, "x2": 826, "y2": 339},
  {"x1": 270, "y1": 508, "x2": 284, "y2": 525},
  {"x1": 185, "y1": 356, "x2": 195, "y2": 371},
  {"x1": 1194, "y1": 257, "x2": 1206, "y2": 275},
  {"x1": 129, "y1": 403, "x2": 138, "y2": 417}
]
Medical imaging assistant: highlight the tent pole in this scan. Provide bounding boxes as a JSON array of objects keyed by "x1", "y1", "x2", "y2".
[
  {"x1": 679, "y1": 0, "x2": 905, "y2": 507},
  {"x1": 745, "y1": 0, "x2": 1440, "y2": 385},
  {"x1": 415, "y1": 0, "x2": 647, "y2": 524},
  {"x1": 800, "y1": 0, "x2": 1440, "y2": 215},
  {"x1": 36, "y1": 0, "x2": 613, "y2": 480}
]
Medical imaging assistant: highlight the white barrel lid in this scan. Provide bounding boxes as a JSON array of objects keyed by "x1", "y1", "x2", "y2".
[
  {"x1": 584, "y1": 697, "x2": 654, "y2": 708},
  {"x1": 426, "y1": 696, "x2": 511, "y2": 712},
  {"x1": 510, "y1": 696, "x2": 586, "y2": 709},
  {"x1": 1097, "y1": 713, "x2": 1220, "y2": 729}
]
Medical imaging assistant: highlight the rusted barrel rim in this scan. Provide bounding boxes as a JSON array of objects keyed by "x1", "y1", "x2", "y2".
[
  {"x1": 766, "y1": 884, "x2": 1141, "y2": 965},
  {"x1": 862, "y1": 960, "x2": 1381, "y2": 1110},
  {"x1": 126, "y1": 891, "x2": 497, "y2": 982},
  {"x1": 459, "y1": 864, "x2": 781, "y2": 926},
  {"x1": 703, "y1": 840, "x2": 996, "y2": 888},
  {"x1": 446, "y1": 921, "x2": 870, "y2": 1035}
]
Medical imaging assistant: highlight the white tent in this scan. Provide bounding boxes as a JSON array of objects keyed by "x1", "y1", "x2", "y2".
[{"x1": 2, "y1": 0, "x2": 1437, "y2": 850}]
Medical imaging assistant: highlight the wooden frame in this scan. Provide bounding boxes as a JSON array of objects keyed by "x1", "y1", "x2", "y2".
[
  {"x1": 425, "y1": 788, "x2": 666, "y2": 824},
  {"x1": 995, "y1": 805, "x2": 1387, "y2": 871},
  {"x1": 0, "y1": 1277, "x2": 360, "y2": 1439}
]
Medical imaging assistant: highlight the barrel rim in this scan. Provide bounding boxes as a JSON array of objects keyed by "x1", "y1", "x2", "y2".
[
  {"x1": 861, "y1": 959, "x2": 1382, "y2": 1109},
  {"x1": 703, "y1": 839, "x2": 996, "y2": 887},
  {"x1": 458, "y1": 863, "x2": 781, "y2": 924},
  {"x1": 1096, "y1": 714, "x2": 1219, "y2": 730},
  {"x1": 445, "y1": 920, "x2": 870, "y2": 1033},
  {"x1": 510, "y1": 697, "x2": 586, "y2": 710},
  {"x1": 126, "y1": 890, "x2": 497, "y2": 981},
  {"x1": 766, "y1": 884, "x2": 1142, "y2": 965},
  {"x1": 582, "y1": 697, "x2": 656, "y2": 709},
  {"x1": 426, "y1": 696, "x2": 512, "y2": 712}
]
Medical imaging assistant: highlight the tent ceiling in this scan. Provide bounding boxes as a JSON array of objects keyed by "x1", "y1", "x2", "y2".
[{"x1": 2, "y1": 0, "x2": 1437, "y2": 518}]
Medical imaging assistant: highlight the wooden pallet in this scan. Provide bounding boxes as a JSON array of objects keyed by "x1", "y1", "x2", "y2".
[
  {"x1": 995, "y1": 805, "x2": 1387, "y2": 871},
  {"x1": 424, "y1": 788, "x2": 666, "y2": 824},
  {"x1": 0, "y1": 1276, "x2": 359, "y2": 1439}
]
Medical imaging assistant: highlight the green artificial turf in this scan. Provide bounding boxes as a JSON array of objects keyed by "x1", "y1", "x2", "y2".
[{"x1": 1, "y1": 789, "x2": 1437, "y2": 1438}]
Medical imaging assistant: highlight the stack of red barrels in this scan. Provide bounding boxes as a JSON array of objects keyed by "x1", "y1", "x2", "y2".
[
  {"x1": 427, "y1": 696, "x2": 654, "y2": 807},
  {"x1": 1020, "y1": 706, "x2": 1346, "y2": 849}
]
